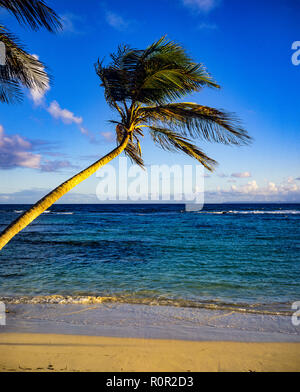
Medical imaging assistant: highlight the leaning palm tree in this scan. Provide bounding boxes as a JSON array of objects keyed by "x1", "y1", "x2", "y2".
[
  {"x1": 0, "y1": 36, "x2": 251, "y2": 250},
  {"x1": 0, "y1": 0, "x2": 61, "y2": 103}
]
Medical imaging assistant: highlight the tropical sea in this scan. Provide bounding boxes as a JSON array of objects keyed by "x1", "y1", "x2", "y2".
[{"x1": 0, "y1": 203, "x2": 299, "y2": 316}]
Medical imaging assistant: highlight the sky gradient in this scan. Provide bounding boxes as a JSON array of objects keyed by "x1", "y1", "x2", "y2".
[{"x1": 0, "y1": 0, "x2": 299, "y2": 203}]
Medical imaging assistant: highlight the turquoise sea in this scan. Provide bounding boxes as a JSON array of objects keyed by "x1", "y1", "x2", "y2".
[{"x1": 0, "y1": 203, "x2": 299, "y2": 315}]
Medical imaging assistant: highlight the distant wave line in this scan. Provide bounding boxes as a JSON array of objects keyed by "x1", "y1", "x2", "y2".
[
  {"x1": 14, "y1": 210, "x2": 74, "y2": 215},
  {"x1": 196, "y1": 210, "x2": 300, "y2": 215}
]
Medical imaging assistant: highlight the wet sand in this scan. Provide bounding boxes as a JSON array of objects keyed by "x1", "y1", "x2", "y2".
[
  {"x1": 2, "y1": 303, "x2": 300, "y2": 342},
  {"x1": 0, "y1": 303, "x2": 299, "y2": 372}
]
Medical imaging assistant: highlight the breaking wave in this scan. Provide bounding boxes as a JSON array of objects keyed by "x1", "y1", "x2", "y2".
[{"x1": 0, "y1": 295, "x2": 292, "y2": 316}]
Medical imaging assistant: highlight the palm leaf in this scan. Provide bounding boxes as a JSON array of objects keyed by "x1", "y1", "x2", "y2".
[
  {"x1": 0, "y1": 78, "x2": 22, "y2": 103},
  {"x1": 134, "y1": 37, "x2": 219, "y2": 104},
  {"x1": 0, "y1": 0, "x2": 62, "y2": 32},
  {"x1": 95, "y1": 36, "x2": 219, "y2": 106},
  {"x1": 0, "y1": 26, "x2": 49, "y2": 101},
  {"x1": 95, "y1": 59, "x2": 127, "y2": 117},
  {"x1": 149, "y1": 127, "x2": 217, "y2": 171},
  {"x1": 138, "y1": 103, "x2": 251, "y2": 145},
  {"x1": 95, "y1": 37, "x2": 251, "y2": 171}
]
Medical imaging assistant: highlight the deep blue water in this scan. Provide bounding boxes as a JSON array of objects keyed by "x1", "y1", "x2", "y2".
[{"x1": 0, "y1": 203, "x2": 299, "y2": 314}]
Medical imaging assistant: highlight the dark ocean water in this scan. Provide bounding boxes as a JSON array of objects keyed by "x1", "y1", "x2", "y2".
[{"x1": 0, "y1": 203, "x2": 299, "y2": 315}]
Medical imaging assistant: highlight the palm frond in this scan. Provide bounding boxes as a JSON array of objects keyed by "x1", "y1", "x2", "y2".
[
  {"x1": 116, "y1": 125, "x2": 144, "y2": 167},
  {"x1": 0, "y1": 26, "x2": 50, "y2": 101},
  {"x1": 95, "y1": 37, "x2": 250, "y2": 170},
  {"x1": 138, "y1": 103, "x2": 251, "y2": 145},
  {"x1": 134, "y1": 37, "x2": 219, "y2": 104},
  {"x1": 0, "y1": 0, "x2": 62, "y2": 32},
  {"x1": 149, "y1": 127, "x2": 217, "y2": 171},
  {"x1": 95, "y1": 59, "x2": 127, "y2": 118},
  {"x1": 95, "y1": 36, "x2": 219, "y2": 106},
  {"x1": 0, "y1": 78, "x2": 22, "y2": 103}
]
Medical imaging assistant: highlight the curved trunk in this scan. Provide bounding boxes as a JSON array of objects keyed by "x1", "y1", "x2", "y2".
[{"x1": 0, "y1": 133, "x2": 130, "y2": 251}]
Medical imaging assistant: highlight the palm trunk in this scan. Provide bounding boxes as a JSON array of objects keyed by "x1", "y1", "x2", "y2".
[{"x1": 0, "y1": 133, "x2": 130, "y2": 251}]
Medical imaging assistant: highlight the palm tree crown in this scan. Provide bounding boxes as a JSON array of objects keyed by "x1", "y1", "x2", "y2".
[
  {"x1": 0, "y1": 36, "x2": 251, "y2": 251},
  {"x1": 96, "y1": 36, "x2": 251, "y2": 171},
  {"x1": 0, "y1": 0, "x2": 62, "y2": 103}
]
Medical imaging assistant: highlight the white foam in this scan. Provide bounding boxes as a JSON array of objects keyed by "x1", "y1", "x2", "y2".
[{"x1": 197, "y1": 210, "x2": 300, "y2": 215}]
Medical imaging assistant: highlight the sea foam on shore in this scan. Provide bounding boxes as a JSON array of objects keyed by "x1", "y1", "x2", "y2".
[{"x1": 2, "y1": 302, "x2": 300, "y2": 342}]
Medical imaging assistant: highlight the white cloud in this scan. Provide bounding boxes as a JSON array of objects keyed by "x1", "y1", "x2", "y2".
[
  {"x1": 45, "y1": 101, "x2": 97, "y2": 143},
  {"x1": 205, "y1": 178, "x2": 300, "y2": 202},
  {"x1": 1, "y1": 178, "x2": 299, "y2": 204},
  {"x1": 268, "y1": 182, "x2": 277, "y2": 193},
  {"x1": 240, "y1": 180, "x2": 258, "y2": 193},
  {"x1": 183, "y1": 0, "x2": 220, "y2": 12},
  {"x1": 29, "y1": 59, "x2": 93, "y2": 141},
  {"x1": 0, "y1": 125, "x2": 41, "y2": 169},
  {"x1": 105, "y1": 11, "x2": 128, "y2": 31},
  {"x1": 30, "y1": 87, "x2": 49, "y2": 105},
  {"x1": 231, "y1": 171, "x2": 251, "y2": 178},
  {"x1": 230, "y1": 180, "x2": 277, "y2": 195},
  {"x1": 48, "y1": 101, "x2": 83, "y2": 125},
  {"x1": 29, "y1": 54, "x2": 50, "y2": 105}
]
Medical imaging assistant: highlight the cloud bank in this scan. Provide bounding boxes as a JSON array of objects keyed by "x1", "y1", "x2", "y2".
[
  {"x1": 206, "y1": 178, "x2": 300, "y2": 203},
  {"x1": 0, "y1": 125, "x2": 74, "y2": 172},
  {"x1": 1, "y1": 176, "x2": 299, "y2": 204},
  {"x1": 0, "y1": 125, "x2": 41, "y2": 169}
]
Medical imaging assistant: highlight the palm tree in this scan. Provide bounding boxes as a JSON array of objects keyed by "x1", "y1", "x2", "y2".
[
  {"x1": 0, "y1": 36, "x2": 251, "y2": 250},
  {"x1": 0, "y1": 0, "x2": 62, "y2": 103}
]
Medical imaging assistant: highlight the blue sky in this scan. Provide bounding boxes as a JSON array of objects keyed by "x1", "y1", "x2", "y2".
[{"x1": 0, "y1": 0, "x2": 299, "y2": 203}]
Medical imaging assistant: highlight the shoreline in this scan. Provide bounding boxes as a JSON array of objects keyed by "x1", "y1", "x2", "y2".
[
  {"x1": 1, "y1": 302, "x2": 300, "y2": 372},
  {"x1": 2, "y1": 302, "x2": 300, "y2": 342},
  {"x1": 0, "y1": 295, "x2": 293, "y2": 316},
  {"x1": 0, "y1": 333, "x2": 299, "y2": 372}
]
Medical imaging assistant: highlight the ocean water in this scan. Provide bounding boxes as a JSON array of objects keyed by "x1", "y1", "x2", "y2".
[{"x1": 0, "y1": 203, "x2": 299, "y2": 315}]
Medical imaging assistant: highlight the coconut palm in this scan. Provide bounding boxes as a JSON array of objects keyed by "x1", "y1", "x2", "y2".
[
  {"x1": 0, "y1": 0, "x2": 62, "y2": 103},
  {"x1": 0, "y1": 36, "x2": 251, "y2": 250}
]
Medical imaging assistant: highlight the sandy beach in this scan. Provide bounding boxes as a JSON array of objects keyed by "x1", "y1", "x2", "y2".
[
  {"x1": 0, "y1": 333, "x2": 299, "y2": 372},
  {"x1": 0, "y1": 303, "x2": 299, "y2": 372},
  {"x1": 0, "y1": 0, "x2": 299, "y2": 375}
]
